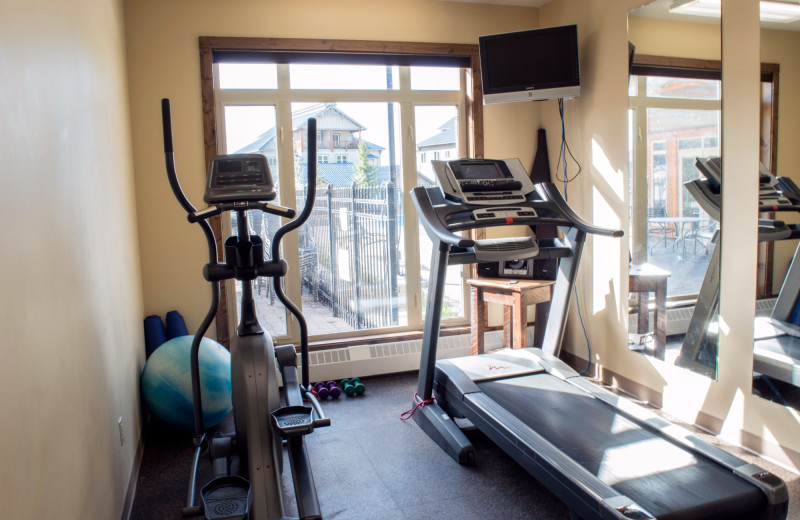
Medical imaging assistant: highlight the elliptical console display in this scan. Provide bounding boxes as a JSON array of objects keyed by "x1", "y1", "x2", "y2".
[{"x1": 204, "y1": 154, "x2": 276, "y2": 203}]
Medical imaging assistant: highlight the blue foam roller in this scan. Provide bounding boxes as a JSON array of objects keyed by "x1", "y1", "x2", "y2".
[
  {"x1": 144, "y1": 315, "x2": 167, "y2": 358},
  {"x1": 166, "y1": 310, "x2": 189, "y2": 339}
]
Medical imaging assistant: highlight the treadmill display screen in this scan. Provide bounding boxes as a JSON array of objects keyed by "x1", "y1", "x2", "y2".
[{"x1": 454, "y1": 162, "x2": 510, "y2": 180}]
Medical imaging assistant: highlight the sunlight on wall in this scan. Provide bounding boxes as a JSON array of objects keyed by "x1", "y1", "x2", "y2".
[
  {"x1": 589, "y1": 137, "x2": 623, "y2": 314},
  {"x1": 719, "y1": 388, "x2": 747, "y2": 439},
  {"x1": 591, "y1": 189, "x2": 620, "y2": 317},
  {"x1": 661, "y1": 371, "x2": 713, "y2": 419},
  {"x1": 592, "y1": 138, "x2": 625, "y2": 198}
]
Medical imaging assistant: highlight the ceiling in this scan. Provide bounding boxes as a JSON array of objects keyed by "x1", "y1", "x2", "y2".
[
  {"x1": 434, "y1": 0, "x2": 800, "y2": 30},
  {"x1": 631, "y1": 0, "x2": 800, "y2": 32}
]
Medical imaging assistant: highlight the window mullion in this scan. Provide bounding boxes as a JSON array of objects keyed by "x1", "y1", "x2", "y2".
[
  {"x1": 276, "y1": 94, "x2": 302, "y2": 343},
  {"x1": 631, "y1": 105, "x2": 648, "y2": 265},
  {"x1": 399, "y1": 69, "x2": 422, "y2": 327}
]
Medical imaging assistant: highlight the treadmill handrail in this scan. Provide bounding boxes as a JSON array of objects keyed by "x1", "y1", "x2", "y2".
[
  {"x1": 411, "y1": 186, "x2": 476, "y2": 248},
  {"x1": 536, "y1": 183, "x2": 624, "y2": 238}
]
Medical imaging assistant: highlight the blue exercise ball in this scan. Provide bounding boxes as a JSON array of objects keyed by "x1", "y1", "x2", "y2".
[{"x1": 141, "y1": 335, "x2": 232, "y2": 431}]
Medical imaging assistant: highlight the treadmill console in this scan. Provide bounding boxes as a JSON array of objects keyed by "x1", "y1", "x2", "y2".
[
  {"x1": 434, "y1": 159, "x2": 535, "y2": 207},
  {"x1": 204, "y1": 154, "x2": 276, "y2": 204}
]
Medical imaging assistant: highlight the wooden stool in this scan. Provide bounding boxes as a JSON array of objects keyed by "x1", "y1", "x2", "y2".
[
  {"x1": 628, "y1": 264, "x2": 670, "y2": 360},
  {"x1": 467, "y1": 278, "x2": 554, "y2": 355}
]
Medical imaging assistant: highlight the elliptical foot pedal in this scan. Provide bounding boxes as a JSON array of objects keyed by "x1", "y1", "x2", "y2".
[
  {"x1": 272, "y1": 405, "x2": 314, "y2": 437},
  {"x1": 200, "y1": 476, "x2": 252, "y2": 520}
]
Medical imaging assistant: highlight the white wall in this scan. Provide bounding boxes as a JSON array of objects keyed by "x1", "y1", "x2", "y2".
[{"x1": 0, "y1": 0, "x2": 144, "y2": 517}]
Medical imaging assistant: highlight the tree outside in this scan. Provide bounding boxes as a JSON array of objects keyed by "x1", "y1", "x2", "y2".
[{"x1": 353, "y1": 139, "x2": 378, "y2": 186}]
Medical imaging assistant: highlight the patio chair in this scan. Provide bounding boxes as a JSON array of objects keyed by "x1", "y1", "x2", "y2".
[{"x1": 647, "y1": 206, "x2": 677, "y2": 254}]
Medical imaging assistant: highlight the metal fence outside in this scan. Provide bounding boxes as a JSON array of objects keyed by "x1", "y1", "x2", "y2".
[{"x1": 300, "y1": 182, "x2": 402, "y2": 330}]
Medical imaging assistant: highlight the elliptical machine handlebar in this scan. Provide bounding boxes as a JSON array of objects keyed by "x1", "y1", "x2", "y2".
[
  {"x1": 161, "y1": 98, "x2": 221, "y2": 438},
  {"x1": 161, "y1": 97, "x2": 320, "y2": 429},
  {"x1": 188, "y1": 201, "x2": 296, "y2": 224},
  {"x1": 271, "y1": 117, "x2": 318, "y2": 389}
]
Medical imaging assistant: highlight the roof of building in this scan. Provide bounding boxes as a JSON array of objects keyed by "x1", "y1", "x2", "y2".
[
  {"x1": 417, "y1": 116, "x2": 457, "y2": 150},
  {"x1": 292, "y1": 103, "x2": 365, "y2": 132},
  {"x1": 234, "y1": 103, "x2": 383, "y2": 154}
]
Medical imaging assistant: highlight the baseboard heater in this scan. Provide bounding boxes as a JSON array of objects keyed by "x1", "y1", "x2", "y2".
[
  {"x1": 301, "y1": 328, "x2": 519, "y2": 382},
  {"x1": 629, "y1": 297, "x2": 776, "y2": 337},
  {"x1": 304, "y1": 298, "x2": 779, "y2": 381}
]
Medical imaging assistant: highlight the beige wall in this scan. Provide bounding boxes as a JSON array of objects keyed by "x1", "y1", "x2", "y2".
[
  {"x1": 124, "y1": 0, "x2": 542, "y2": 336},
  {"x1": 541, "y1": 0, "x2": 800, "y2": 469},
  {"x1": 0, "y1": 0, "x2": 144, "y2": 518},
  {"x1": 629, "y1": 16, "x2": 720, "y2": 59}
]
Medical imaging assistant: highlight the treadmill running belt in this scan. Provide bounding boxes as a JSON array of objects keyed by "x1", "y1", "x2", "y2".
[{"x1": 478, "y1": 374, "x2": 765, "y2": 520}]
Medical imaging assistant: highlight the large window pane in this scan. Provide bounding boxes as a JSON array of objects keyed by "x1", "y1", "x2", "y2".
[
  {"x1": 645, "y1": 107, "x2": 719, "y2": 298},
  {"x1": 290, "y1": 64, "x2": 399, "y2": 90},
  {"x1": 415, "y1": 105, "x2": 463, "y2": 319},
  {"x1": 213, "y1": 51, "x2": 470, "y2": 343},
  {"x1": 410, "y1": 66, "x2": 460, "y2": 91},
  {"x1": 219, "y1": 63, "x2": 278, "y2": 90},
  {"x1": 291, "y1": 102, "x2": 407, "y2": 335},
  {"x1": 223, "y1": 106, "x2": 288, "y2": 336}
]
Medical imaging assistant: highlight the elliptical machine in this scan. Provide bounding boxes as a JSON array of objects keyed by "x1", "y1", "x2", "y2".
[{"x1": 161, "y1": 99, "x2": 329, "y2": 520}]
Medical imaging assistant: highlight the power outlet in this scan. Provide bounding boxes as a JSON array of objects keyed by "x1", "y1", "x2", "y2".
[{"x1": 118, "y1": 417, "x2": 125, "y2": 446}]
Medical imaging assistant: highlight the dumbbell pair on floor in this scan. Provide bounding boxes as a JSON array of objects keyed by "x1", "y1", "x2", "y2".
[
  {"x1": 340, "y1": 378, "x2": 365, "y2": 397},
  {"x1": 310, "y1": 378, "x2": 366, "y2": 400}
]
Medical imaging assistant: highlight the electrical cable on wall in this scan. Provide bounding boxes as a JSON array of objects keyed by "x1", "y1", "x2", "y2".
[
  {"x1": 556, "y1": 98, "x2": 583, "y2": 200},
  {"x1": 556, "y1": 97, "x2": 591, "y2": 374}
]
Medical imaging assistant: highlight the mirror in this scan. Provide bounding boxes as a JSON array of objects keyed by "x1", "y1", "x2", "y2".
[
  {"x1": 751, "y1": 9, "x2": 800, "y2": 409},
  {"x1": 627, "y1": 0, "x2": 721, "y2": 378}
]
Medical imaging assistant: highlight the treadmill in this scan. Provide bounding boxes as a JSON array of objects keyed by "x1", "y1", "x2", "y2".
[
  {"x1": 679, "y1": 156, "x2": 800, "y2": 386},
  {"x1": 411, "y1": 158, "x2": 788, "y2": 520}
]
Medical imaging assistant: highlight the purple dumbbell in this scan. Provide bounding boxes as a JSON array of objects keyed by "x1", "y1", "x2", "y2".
[
  {"x1": 326, "y1": 380, "x2": 341, "y2": 399},
  {"x1": 313, "y1": 382, "x2": 330, "y2": 399}
]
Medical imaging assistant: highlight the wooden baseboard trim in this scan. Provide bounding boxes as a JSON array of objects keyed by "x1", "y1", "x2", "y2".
[{"x1": 120, "y1": 430, "x2": 145, "y2": 520}]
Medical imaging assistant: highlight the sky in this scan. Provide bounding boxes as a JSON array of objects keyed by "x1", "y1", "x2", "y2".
[{"x1": 219, "y1": 63, "x2": 461, "y2": 163}]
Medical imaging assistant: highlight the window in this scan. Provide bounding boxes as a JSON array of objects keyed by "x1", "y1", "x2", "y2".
[
  {"x1": 629, "y1": 61, "x2": 721, "y2": 299},
  {"x1": 203, "y1": 37, "x2": 481, "y2": 346}
]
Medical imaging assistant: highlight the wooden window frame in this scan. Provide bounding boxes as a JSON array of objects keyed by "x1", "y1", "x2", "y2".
[{"x1": 199, "y1": 36, "x2": 484, "y2": 346}]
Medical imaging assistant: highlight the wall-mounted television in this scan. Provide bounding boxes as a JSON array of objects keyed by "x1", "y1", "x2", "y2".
[{"x1": 479, "y1": 24, "x2": 580, "y2": 104}]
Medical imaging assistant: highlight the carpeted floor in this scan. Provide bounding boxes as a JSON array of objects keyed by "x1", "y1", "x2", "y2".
[{"x1": 130, "y1": 372, "x2": 799, "y2": 520}]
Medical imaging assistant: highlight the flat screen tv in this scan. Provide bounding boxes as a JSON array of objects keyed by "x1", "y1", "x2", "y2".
[{"x1": 479, "y1": 25, "x2": 580, "y2": 104}]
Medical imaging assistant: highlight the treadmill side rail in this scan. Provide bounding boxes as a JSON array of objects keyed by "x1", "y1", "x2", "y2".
[{"x1": 733, "y1": 464, "x2": 790, "y2": 520}]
